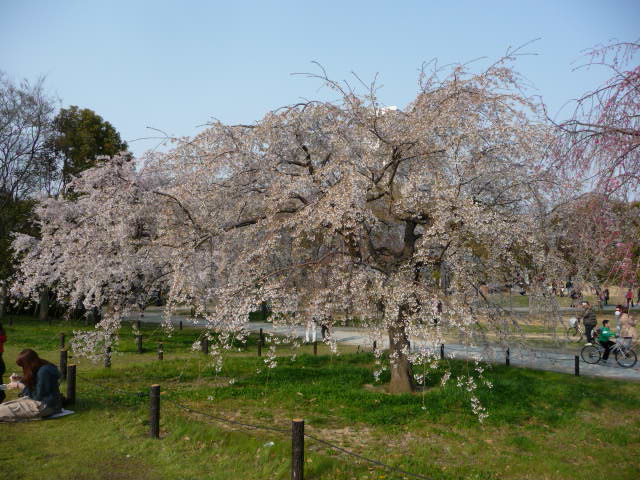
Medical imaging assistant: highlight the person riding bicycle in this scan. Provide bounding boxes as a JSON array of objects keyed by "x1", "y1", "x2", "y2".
[
  {"x1": 596, "y1": 319, "x2": 616, "y2": 364},
  {"x1": 579, "y1": 301, "x2": 597, "y2": 345}
]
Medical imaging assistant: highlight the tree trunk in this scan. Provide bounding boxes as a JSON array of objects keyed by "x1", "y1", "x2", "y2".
[
  {"x1": 387, "y1": 317, "x2": 415, "y2": 394},
  {"x1": 38, "y1": 287, "x2": 50, "y2": 322}
]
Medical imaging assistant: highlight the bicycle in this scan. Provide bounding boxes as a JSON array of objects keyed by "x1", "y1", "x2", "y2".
[
  {"x1": 566, "y1": 317, "x2": 586, "y2": 343},
  {"x1": 580, "y1": 340, "x2": 638, "y2": 368}
]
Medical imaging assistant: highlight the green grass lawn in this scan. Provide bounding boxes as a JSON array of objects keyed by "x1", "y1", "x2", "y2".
[{"x1": 1, "y1": 315, "x2": 639, "y2": 479}]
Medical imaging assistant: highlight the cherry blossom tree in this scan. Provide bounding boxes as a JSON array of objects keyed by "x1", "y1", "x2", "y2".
[
  {"x1": 552, "y1": 39, "x2": 640, "y2": 287},
  {"x1": 13, "y1": 53, "x2": 557, "y2": 400},
  {"x1": 555, "y1": 39, "x2": 639, "y2": 195}
]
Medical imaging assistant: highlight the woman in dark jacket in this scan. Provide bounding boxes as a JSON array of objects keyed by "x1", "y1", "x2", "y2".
[{"x1": 0, "y1": 349, "x2": 62, "y2": 422}]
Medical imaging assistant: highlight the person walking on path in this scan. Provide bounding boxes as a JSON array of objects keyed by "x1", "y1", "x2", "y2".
[
  {"x1": 625, "y1": 288, "x2": 635, "y2": 309},
  {"x1": 0, "y1": 349, "x2": 62, "y2": 422},
  {"x1": 604, "y1": 288, "x2": 610, "y2": 306},
  {"x1": 0, "y1": 322, "x2": 6, "y2": 403},
  {"x1": 618, "y1": 306, "x2": 637, "y2": 347},
  {"x1": 305, "y1": 317, "x2": 317, "y2": 343},
  {"x1": 596, "y1": 319, "x2": 616, "y2": 364},
  {"x1": 579, "y1": 301, "x2": 597, "y2": 344}
]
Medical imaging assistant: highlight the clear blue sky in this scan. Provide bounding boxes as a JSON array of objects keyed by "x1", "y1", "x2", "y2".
[{"x1": 1, "y1": 0, "x2": 638, "y2": 157}]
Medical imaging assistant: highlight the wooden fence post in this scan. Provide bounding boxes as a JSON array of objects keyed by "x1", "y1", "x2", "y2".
[
  {"x1": 202, "y1": 337, "x2": 209, "y2": 355},
  {"x1": 150, "y1": 384, "x2": 160, "y2": 439},
  {"x1": 66, "y1": 364, "x2": 76, "y2": 405},
  {"x1": 179, "y1": 320, "x2": 183, "y2": 331},
  {"x1": 60, "y1": 349, "x2": 68, "y2": 380},
  {"x1": 291, "y1": 418, "x2": 304, "y2": 480},
  {"x1": 136, "y1": 335, "x2": 143, "y2": 353},
  {"x1": 104, "y1": 346, "x2": 111, "y2": 368},
  {"x1": 158, "y1": 342, "x2": 163, "y2": 361},
  {"x1": 575, "y1": 355, "x2": 580, "y2": 376},
  {"x1": 506, "y1": 348, "x2": 510, "y2": 366},
  {"x1": 313, "y1": 340, "x2": 317, "y2": 356},
  {"x1": 258, "y1": 328, "x2": 263, "y2": 357},
  {"x1": 440, "y1": 344, "x2": 445, "y2": 360},
  {"x1": 60, "y1": 332, "x2": 65, "y2": 349}
]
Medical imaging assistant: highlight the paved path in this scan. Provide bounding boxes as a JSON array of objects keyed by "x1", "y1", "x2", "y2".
[{"x1": 126, "y1": 311, "x2": 640, "y2": 382}]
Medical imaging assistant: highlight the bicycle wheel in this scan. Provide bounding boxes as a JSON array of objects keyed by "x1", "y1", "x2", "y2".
[
  {"x1": 615, "y1": 348, "x2": 637, "y2": 368},
  {"x1": 566, "y1": 326, "x2": 582, "y2": 343},
  {"x1": 581, "y1": 345, "x2": 601, "y2": 364}
]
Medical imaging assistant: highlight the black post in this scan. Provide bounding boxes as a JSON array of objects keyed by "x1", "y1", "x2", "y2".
[
  {"x1": 150, "y1": 384, "x2": 160, "y2": 439},
  {"x1": 104, "y1": 346, "x2": 111, "y2": 368},
  {"x1": 440, "y1": 344, "x2": 445, "y2": 360},
  {"x1": 136, "y1": 320, "x2": 141, "y2": 331},
  {"x1": 575, "y1": 355, "x2": 580, "y2": 376},
  {"x1": 373, "y1": 340, "x2": 377, "y2": 352},
  {"x1": 291, "y1": 418, "x2": 304, "y2": 480},
  {"x1": 66, "y1": 364, "x2": 76, "y2": 406},
  {"x1": 258, "y1": 328, "x2": 264, "y2": 357},
  {"x1": 202, "y1": 337, "x2": 209, "y2": 355},
  {"x1": 158, "y1": 342, "x2": 163, "y2": 361},
  {"x1": 313, "y1": 340, "x2": 317, "y2": 356},
  {"x1": 60, "y1": 349, "x2": 68, "y2": 380},
  {"x1": 179, "y1": 320, "x2": 183, "y2": 331},
  {"x1": 260, "y1": 328, "x2": 264, "y2": 344},
  {"x1": 136, "y1": 335, "x2": 143, "y2": 354},
  {"x1": 60, "y1": 332, "x2": 65, "y2": 349},
  {"x1": 506, "y1": 348, "x2": 510, "y2": 366}
]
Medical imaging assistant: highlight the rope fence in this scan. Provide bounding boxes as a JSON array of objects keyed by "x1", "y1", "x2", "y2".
[{"x1": 72, "y1": 369, "x2": 433, "y2": 480}]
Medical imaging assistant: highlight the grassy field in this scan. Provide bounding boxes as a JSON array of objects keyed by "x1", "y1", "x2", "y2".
[{"x1": 1, "y1": 315, "x2": 639, "y2": 479}]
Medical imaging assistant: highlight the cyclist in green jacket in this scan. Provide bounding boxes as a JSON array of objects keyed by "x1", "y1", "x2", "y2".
[{"x1": 597, "y1": 319, "x2": 616, "y2": 364}]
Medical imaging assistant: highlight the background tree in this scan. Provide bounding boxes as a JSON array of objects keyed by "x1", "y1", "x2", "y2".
[
  {"x1": 0, "y1": 72, "x2": 56, "y2": 318},
  {"x1": 52, "y1": 105, "x2": 127, "y2": 189},
  {"x1": 552, "y1": 39, "x2": 640, "y2": 288},
  {"x1": 555, "y1": 39, "x2": 639, "y2": 195}
]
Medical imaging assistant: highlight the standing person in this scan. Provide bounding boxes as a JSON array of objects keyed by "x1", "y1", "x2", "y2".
[
  {"x1": 305, "y1": 317, "x2": 317, "y2": 343},
  {"x1": 0, "y1": 349, "x2": 62, "y2": 422},
  {"x1": 625, "y1": 288, "x2": 634, "y2": 309},
  {"x1": 0, "y1": 322, "x2": 6, "y2": 403},
  {"x1": 579, "y1": 301, "x2": 597, "y2": 345},
  {"x1": 619, "y1": 306, "x2": 637, "y2": 347},
  {"x1": 320, "y1": 318, "x2": 332, "y2": 340},
  {"x1": 596, "y1": 319, "x2": 616, "y2": 364},
  {"x1": 603, "y1": 288, "x2": 610, "y2": 306}
]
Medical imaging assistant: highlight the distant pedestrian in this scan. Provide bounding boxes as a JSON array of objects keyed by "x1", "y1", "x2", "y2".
[
  {"x1": 603, "y1": 288, "x2": 610, "y2": 306},
  {"x1": 625, "y1": 288, "x2": 634, "y2": 309},
  {"x1": 579, "y1": 301, "x2": 597, "y2": 344},
  {"x1": 570, "y1": 290, "x2": 579, "y2": 308},
  {"x1": 305, "y1": 317, "x2": 317, "y2": 343}
]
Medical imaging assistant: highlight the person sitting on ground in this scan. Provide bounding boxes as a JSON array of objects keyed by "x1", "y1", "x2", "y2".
[
  {"x1": 618, "y1": 306, "x2": 637, "y2": 348},
  {"x1": 0, "y1": 322, "x2": 6, "y2": 403},
  {"x1": 596, "y1": 319, "x2": 616, "y2": 364},
  {"x1": 0, "y1": 349, "x2": 62, "y2": 422},
  {"x1": 579, "y1": 301, "x2": 597, "y2": 344}
]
